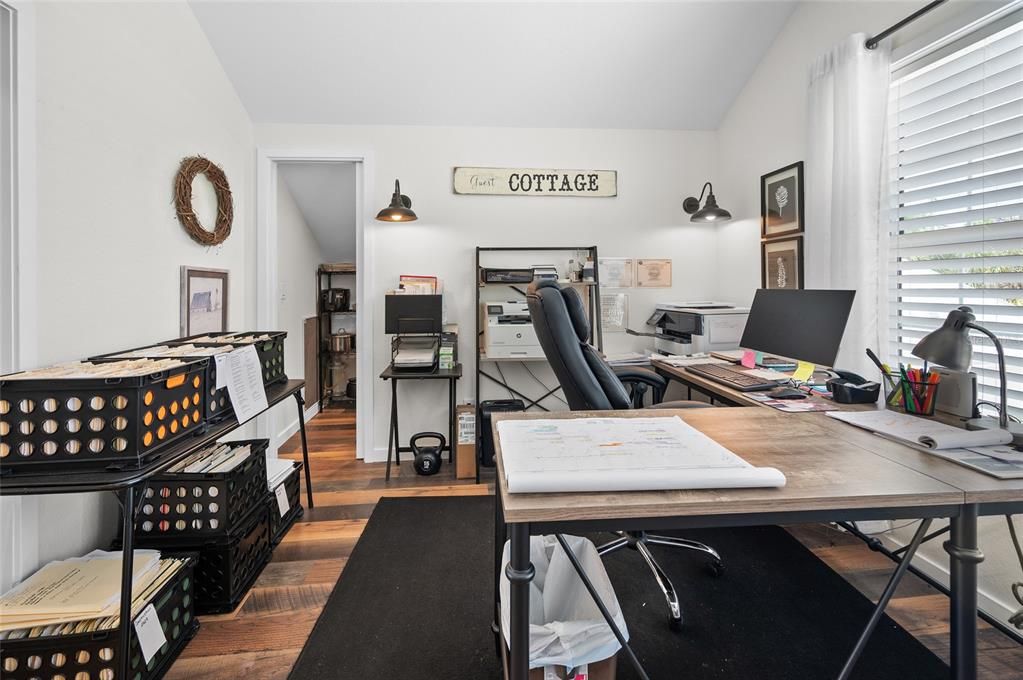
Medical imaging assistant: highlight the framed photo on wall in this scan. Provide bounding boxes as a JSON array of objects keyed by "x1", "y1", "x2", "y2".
[
  {"x1": 761, "y1": 236, "x2": 803, "y2": 290},
  {"x1": 180, "y1": 266, "x2": 229, "y2": 337},
  {"x1": 761, "y1": 161, "x2": 804, "y2": 239}
]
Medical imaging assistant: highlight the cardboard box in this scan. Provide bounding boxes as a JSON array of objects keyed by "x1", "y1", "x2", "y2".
[{"x1": 455, "y1": 404, "x2": 476, "y2": 479}]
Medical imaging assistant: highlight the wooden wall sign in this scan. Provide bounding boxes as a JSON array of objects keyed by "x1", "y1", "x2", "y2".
[{"x1": 453, "y1": 167, "x2": 617, "y2": 197}]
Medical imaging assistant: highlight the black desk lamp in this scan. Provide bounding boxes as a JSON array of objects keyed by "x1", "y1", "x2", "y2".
[{"x1": 911, "y1": 305, "x2": 1021, "y2": 443}]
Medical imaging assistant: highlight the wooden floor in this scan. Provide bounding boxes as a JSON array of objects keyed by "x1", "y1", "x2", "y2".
[{"x1": 167, "y1": 405, "x2": 1023, "y2": 680}]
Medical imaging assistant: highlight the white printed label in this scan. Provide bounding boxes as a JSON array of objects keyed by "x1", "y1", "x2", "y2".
[
  {"x1": 458, "y1": 413, "x2": 475, "y2": 444},
  {"x1": 219, "y1": 345, "x2": 269, "y2": 423},
  {"x1": 274, "y1": 483, "x2": 290, "y2": 517},
  {"x1": 133, "y1": 603, "x2": 167, "y2": 664}
]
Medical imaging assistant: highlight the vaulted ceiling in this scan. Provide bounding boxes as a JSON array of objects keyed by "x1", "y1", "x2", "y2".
[{"x1": 190, "y1": 1, "x2": 797, "y2": 130}]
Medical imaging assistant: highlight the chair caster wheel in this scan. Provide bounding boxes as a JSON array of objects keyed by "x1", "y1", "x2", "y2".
[
  {"x1": 707, "y1": 561, "x2": 725, "y2": 577},
  {"x1": 668, "y1": 614, "x2": 683, "y2": 631}
]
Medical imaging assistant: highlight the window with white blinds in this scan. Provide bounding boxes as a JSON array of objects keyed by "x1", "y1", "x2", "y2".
[{"x1": 887, "y1": 15, "x2": 1023, "y2": 419}]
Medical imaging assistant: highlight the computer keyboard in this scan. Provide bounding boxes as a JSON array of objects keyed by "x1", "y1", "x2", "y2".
[{"x1": 685, "y1": 363, "x2": 781, "y2": 392}]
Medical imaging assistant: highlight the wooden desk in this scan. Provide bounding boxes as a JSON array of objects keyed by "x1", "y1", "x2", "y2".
[
  {"x1": 652, "y1": 359, "x2": 879, "y2": 411},
  {"x1": 492, "y1": 408, "x2": 1023, "y2": 680}
]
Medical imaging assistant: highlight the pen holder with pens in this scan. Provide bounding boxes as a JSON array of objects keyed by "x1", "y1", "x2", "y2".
[{"x1": 885, "y1": 375, "x2": 940, "y2": 416}]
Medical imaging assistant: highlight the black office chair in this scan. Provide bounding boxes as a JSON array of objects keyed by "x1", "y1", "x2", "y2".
[{"x1": 526, "y1": 280, "x2": 724, "y2": 630}]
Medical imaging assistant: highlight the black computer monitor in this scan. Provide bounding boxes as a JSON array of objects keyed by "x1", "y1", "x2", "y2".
[
  {"x1": 384, "y1": 294, "x2": 443, "y2": 334},
  {"x1": 740, "y1": 289, "x2": 855, "y2": 367}
]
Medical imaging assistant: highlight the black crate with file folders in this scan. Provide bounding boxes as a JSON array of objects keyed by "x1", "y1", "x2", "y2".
[
  {"x1": 0, "y1": 556, "x2": 197, "y2": 680},
  {"x1": 89, "y1": 343, "x2": 239, "y2": 424},
  {"x1": 269, "y1": 461, "x2": 304, "y2": 546},
  {"x1": 133, "y1": 440, "x2": 269, "y2": 541},
  {"x1": 0, "y1": 358, "x2": 208, "y2": 471},
  {"x1": 190, "y1": 506, "x2": 272, "y2": 614},
  {"x1": 166, "y1": 331, "x2": 288, "y2": 387}
]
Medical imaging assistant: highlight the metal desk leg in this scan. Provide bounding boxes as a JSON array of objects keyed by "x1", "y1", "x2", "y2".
[
  {"x1": 118, "y1": 486, "x2": 137, "y2": 680},
  {"x1": 837, "y1": 518, "x2": 933, "y2": 680},
  {"x1": 449, "y1": 377, "x2": 457, "y2": 467},
  {"x1": 947, "y1": 505, "x2": 983, "y2": 680},
  {"x1": 386, "y1": 379, "x2": 397, "y2": 481},
  {"x1": 507, "y1": 523, "x2": 533, "y2": 680},
  {"x1": 294, "y1": 391, "x2": 314, "y2": 508}
]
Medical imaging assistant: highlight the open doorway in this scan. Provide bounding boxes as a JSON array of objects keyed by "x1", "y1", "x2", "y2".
[
  {"x1": 256, "y1": 150, "x2": 374, "y2": 461},
  {"x1": 277, "y1": 162, "x2": 359, "y2": 423}
]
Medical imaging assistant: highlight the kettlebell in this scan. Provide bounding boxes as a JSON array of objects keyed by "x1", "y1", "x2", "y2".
[{"x1": 410, "y1": 432, "x2": 445, "y2": 476}]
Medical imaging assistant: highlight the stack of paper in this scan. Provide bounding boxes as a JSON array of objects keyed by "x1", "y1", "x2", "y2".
[
  {"x1": 497, "y1": 416, "x2": 786, "y2": 493},
  {"x1": 267, "y1": 457, "x2": 297, "y2": 490},
  {"x1": 110, "y1": 343, "x2": 237, "y2": 359},
  {"x1": 605, "y1": 352, "x2": 651, "y2": 367},
  {"x1": 0, "y1": 551, "x2": 188, "y2": 639},
  {"x1": 166, "y1": 442, "x2": 252, "y2": 474}
]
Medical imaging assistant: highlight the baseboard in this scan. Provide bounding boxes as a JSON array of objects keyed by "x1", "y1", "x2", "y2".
[
  {"x1": 367, "y1": 446, "x2": 388, "y2": 464},
  {"x1": 275, "y1": 400, "x2": 320, "y2": 449},
  {"x1": 880, "y1": 534, "x2": 1022, "y2": 640}
]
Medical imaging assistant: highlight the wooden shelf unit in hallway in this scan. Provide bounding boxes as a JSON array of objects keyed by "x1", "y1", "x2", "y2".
[{"x1": 164, "y1": 405, "x2": 1023, "y2": 680}]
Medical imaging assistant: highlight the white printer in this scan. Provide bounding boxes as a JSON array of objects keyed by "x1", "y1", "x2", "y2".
[
  {"x1": 646, "y1": 302, "x2": 749, "y2": 355},
  {"x1": 481, "y1": 301, "x2": 545, "y2": 359}
]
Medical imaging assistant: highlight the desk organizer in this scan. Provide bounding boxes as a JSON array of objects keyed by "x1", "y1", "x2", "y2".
[
  {"x1": 269, "y1": 461, "x2": 304, "y2": 547},
  {"x1": 885, "y1": 375, "x2": 940, "y2": 416},
  {"x1": 0, "y1": 359, "x2": 208, "y2": 470},
  {"x1": 91, "y1": 344, "x2": 238, "y2": 424},
  {"x1": 133, "y1": 440, "x2": 269, "y2": 541},
  {"x1": 167, "y1": 332, "x2": 288, "y2": 387},
  {"x1": 0, "y1": 557, "x2": 197, "y2": 680}
]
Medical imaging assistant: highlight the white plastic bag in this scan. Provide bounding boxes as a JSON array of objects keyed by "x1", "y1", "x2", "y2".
[{"x1": 500, "y1": 534, "x2": 628, "y2": 671}]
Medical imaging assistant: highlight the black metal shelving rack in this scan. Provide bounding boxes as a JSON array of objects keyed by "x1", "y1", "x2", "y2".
[
  {"x1": 474, "y1": 246, "x2": 603, "y2": 482},
  {"x1": 317, "y1": 264, "x2": 357, "y2": 407},
  {"x1": 0, "y1": 379, "x2": 314, "y2": 680}
]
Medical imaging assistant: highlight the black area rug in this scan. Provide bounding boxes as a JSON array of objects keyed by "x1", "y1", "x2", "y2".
[{"x1": 290, "y1": 496, "x2": 948, "y2": 680}]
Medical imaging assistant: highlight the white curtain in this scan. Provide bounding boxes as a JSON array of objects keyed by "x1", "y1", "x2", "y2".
[{"x1": 804, "y1": 34, "x2": 890, "y2": 377}]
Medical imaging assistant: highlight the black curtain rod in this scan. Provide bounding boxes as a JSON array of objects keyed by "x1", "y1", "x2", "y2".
[{"x1": 865, "y1": 0, "x2": 949, "y2": 50}]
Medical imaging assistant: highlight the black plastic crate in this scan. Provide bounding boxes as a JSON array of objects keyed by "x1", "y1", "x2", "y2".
[
  {"x1": 269, "y1": 461, "x2": 304, "y2": 546},
  {"x1": 134, "y1": 440, "x2": 269, "y2": 541},
  {"x1": 166, "y1": 332, "x2": 287, "y2": 387},
  {"x1": 0, "y1": 360, "x2": 208, "y2": 471},
  {"x1": 190, "y1": 506, "x2": 272, "y2": 615},
  {"x1": 90, "y1": 345, "x2": 236, "y2": 424},
  {"x1": 0, "y1": 556, "x2": 198, "y2": 680}
]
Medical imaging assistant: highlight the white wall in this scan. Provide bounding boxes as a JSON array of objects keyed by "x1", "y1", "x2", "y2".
[
  {"x1": 715, "y1": 0, "x2": 1022, "y2": 634},
  {"x1": 274, "y1": 176, "x2": 327, "y2": 443},
  {"x1": 256, "y1": 125, "x2": 718, "y2": 460},
  {"x1": 3, "y1": 0, "x2": 259, "y2": 591}
]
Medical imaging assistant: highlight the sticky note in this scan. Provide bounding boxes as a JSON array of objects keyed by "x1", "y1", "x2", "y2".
[
  {"x1": 741, "y1": 350, "x2": 756, "y2": 368},
  {"x1": 755, "y1": 351, "x2": 764, "y2": 365},
  {"x1": 275, "y1": 483, "x2": 290, "y2": 518},
  {"x1": 793, "y1": 361, "x2": 815, "y2": 382}
]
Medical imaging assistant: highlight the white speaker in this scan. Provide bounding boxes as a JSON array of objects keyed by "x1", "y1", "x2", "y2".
[{"x1": 933, "y1": 368, "x2": 976, "y2": 418}]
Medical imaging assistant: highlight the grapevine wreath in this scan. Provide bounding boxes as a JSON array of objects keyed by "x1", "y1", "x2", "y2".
[{"x1": 174, "y1": 156, "x2": 233, "y2": 246}]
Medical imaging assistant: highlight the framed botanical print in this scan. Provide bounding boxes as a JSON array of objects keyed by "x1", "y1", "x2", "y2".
[
  {"x1": 761, "y1": 161, "x2": 804, "y2": 239},
  {"x1": 762, "y1": 236, "x2": 803, "y2": 290},
  {"x1": 180, "y1": 266, "x2": 229, "y2": 337}
]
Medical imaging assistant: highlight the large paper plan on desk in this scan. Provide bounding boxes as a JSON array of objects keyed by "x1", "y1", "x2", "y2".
[{"x1": 497, "y1": 416, "x2": 786, "y2": 493}]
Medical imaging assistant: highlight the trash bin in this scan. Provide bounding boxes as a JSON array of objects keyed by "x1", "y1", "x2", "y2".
[{"x1": 500, "y1": 534, "x2": 627, "y2": 680}]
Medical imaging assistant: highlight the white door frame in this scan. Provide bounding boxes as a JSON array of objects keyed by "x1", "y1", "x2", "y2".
[
  {"x1": 255, "y1": 148, "x2": 375, "y2": 459},
  {"x1": 1, "y1": 0, "x2": 38, "y2": 594}
]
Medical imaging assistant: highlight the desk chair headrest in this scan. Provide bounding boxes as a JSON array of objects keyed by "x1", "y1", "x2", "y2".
[{"x1": 529, "y1": 280, "x2": 590, "y2": 343}]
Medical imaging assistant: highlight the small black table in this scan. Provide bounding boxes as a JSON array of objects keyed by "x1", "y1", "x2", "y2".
[{"x1": 379, "y1": 363, "x2": 462, "y2": 480}]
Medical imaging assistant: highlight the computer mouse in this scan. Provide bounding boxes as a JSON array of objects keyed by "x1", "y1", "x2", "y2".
[{"x1": 769, "y1": 387, "x2": 808, "y2": 400}]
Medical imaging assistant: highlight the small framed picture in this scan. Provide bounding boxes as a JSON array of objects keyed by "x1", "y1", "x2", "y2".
[
  {"x1": 761, "y1": 161, "x2": 804, "y2": 239},
  {"x1": 761, "y1": 236, "x2": 803, "y2": 290},
  {"x1": 180, "y1": 266, "x2": 229, "y2": 337}
]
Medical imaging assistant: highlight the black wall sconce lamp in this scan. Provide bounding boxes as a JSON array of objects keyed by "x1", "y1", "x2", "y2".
[
  {"x1": 683, "y1": 182, "x2": 731, "y2": 223},
  {"x1": 376, "y1": 179, "x2": 418, "y2": 222}
]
